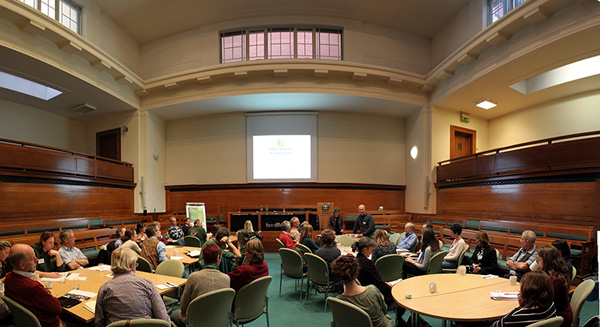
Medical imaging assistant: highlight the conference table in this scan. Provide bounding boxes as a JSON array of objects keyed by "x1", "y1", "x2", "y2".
[
  {"x1": 45, "y1": 266, "x2": 187, "y2": 323},
  {"x1": 392, "y1": 274, "x2": 520, "y2": 326},
  {"x1": 165, "y1": 245, "x2": 201, "y2": 265}
]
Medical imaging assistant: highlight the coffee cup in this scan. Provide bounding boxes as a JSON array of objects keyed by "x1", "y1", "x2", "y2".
[{"x1": 429, "y1": 281, "x2": 437, "y2": 293}]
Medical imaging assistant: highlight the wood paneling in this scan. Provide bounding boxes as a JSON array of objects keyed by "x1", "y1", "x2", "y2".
[
  {"x1": 165, "y1": 183, "x2": 406, "y2": 218},
  {"x1": 0, "y1": 182, "x2": 134, "y2": 220},
  {"x1": 436, "y1": 180, "x2": 599, "y2": 226}
]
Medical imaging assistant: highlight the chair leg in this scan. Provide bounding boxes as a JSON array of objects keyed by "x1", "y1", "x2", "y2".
[
  {"x1": 304, "y1": 280, "x2": 310, "y2": 304},
  {"x1": 265, "y1": 295, "x2": 270, "y2": 327},
  {"x1": 299, "y1": 276, "x2": 304, "y2": 302},
  {"x1": 279, "y1": 264, "x2": 283, "y2": 297}
]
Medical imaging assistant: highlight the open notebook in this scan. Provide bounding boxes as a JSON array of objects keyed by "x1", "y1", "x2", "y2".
[{"x1": 83, "y1": 301, "x2": 96, "y2": 313}]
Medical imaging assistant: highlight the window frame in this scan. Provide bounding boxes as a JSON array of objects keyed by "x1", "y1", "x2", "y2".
[
  {"x1": 220, "y1": 27, "x2": 343, "y2": 63},
  {"x1": 19, "y1": 0, "x2": 81, "y2": 34},
  {"x1": 487, "y1": 0, "x2": 527, "y2": 25}
]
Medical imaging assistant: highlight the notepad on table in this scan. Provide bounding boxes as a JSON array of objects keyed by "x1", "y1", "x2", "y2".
[
  {"x1": 490, "y1": 291, "x2": 518, "y2": 300},
  {"x1": 83, "y1": 301, "x2": 96, "y2": 313}
]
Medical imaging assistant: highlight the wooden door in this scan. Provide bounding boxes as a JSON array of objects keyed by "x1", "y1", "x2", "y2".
[
  {"x1": 96, "y1": 128, "x2": 121, "y2": 161},
  {"x1": 450, "y1": 126, "x2": 476, "y2": 160}
]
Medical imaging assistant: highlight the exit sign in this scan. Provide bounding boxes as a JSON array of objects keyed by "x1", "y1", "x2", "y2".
[{"x1": 460, "y1": 112, "x2": 470, "y2": 123}]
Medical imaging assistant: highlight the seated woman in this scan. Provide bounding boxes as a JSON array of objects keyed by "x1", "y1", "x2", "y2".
[
  {"x1": 171, "y1": 243, "x2": 229, "y2": 327},
  {"x1": 0, "y1": 240, "x2": 11, "y2": 322},
  {"x1": 441, "y1": 223, "x2": 465, "y2": 269},
  {"x1": 332, "y1": 254, "x2": 394, "y2": 327},
  {"x1": 491, "y1": 270, "x2": 557, "y2": 327},
  {"x1": 244, "y1": 220, "x2": 263, "y2": 241},
  {"x1": 538, "y1": 245, "x2": 573, "y2": 327},
  {"x1": 462, "y1": 231, "x2": 498, "y2": 275},
  {"x1": 120, "y1": 228, "x2": 141, "y2": 254},
  {"x1": 135, "y1": 222, "x2": 147, "y2": 244},
  {"x1": 95, "y1": 247, "x2": 170, "y2": 326},
  {"x1": 32, "y1": 231, "x2": 65, "y2": 277},
  {"x1": 234, "y1": 229, "x2": 251, "y2": 268},
  {"x1": 352, "y1": 237, "x2": 395, "y2": 308},
  {"x1": 300, "y1": 224, "x2": 320, "y2": 253},
  {"x1": 316, "y1": 229, "x2": 340, "y2": 266},
  {"x1": 227, "y1": 238, "x2": 269, "y2": 292},
  {"x1": 551, "y1": 239, "x2": 573, "y2": 273},
  {"x1": 402, "y1": 228, "x2": 439, "y2": 278},
  {"x1": 278, "y1": 220, "x2": 296, "y2": 249},
  {"x1": 371, "y1": 229, "x2": 396, "y2": 263}
]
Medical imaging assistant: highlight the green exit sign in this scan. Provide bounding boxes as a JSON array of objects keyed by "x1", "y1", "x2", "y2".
[{"x1": 460, "y1": 112, "x2": 470, "y2": 123}]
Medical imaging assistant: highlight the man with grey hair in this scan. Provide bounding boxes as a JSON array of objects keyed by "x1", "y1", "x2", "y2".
[
  {"x1": 278, "y1": 220, "x2": 296, "y2": 249},
  {"x1": 506, "y1": 230, "x2": 538, "y2": 281},
  {"x1": 58, "y1": 229, "x2": 89, "y2": 270},
  {"x1": 396, "y1": 222, "x2": 418, "y2": 252}
]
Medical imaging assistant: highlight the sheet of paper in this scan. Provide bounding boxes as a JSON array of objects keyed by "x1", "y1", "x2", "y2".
[
  {"x1": 166, "y1": 245, "x2": 175, "y2": 248},
  {"x1": 89, "y1": 265, "x2": 111, "y2": 272},
  {"x1": 41, "y1": 277, "x2": 62, "y2": 282},
  {"x1": 170, "y1": 256, "x2": 184, "y2": 260},
  {"x1": 66, "y1": 273, "x2": 80, "y2": 280},
  {"x1": 389, "y1": 278, "x2": 403, "y2": 286}
]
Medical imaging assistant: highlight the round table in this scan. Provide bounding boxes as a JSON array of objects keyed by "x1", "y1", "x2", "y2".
[{"x1": 392, "y1": 274, "x2": 520, "y2": 325}]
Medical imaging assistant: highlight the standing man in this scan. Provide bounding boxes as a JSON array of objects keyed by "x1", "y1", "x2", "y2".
[
  {"x1": 58, "y1": 229, "x2": 89, "y2": 270},
  {"x1": 5, "y1": 244, "x2": 63, "y2": 327},
  {"x1": 506, "y1": 230, "x2": 538, "y2": 281},
  {"x1": 352, "y1": 204, "x2": 375, "y2": 238},
  {"x1": 328, "y1": 208, "x2": 344, "y2": 235},
  {"x1": 396, "y1": 222, "x2": 418, "y2": 251}
]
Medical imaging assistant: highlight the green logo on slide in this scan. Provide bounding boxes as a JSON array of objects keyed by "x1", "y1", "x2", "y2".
[{"x1": 277, "y1": 139, "x2": 284, "y2": 146}]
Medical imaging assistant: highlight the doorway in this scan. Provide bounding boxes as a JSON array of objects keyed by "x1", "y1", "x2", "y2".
[
  {"x1": 450, "y1": 125, "x2": 476, "y2": 160},
  {"x1": 96, "y1": 128, "x2": 121, "y2": 161}
]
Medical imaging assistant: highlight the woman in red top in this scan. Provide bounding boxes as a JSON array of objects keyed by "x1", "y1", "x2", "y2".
[
  {"x1": 537, "y1": 245, "x2": 573, "y2": 327},
  {"x1": 227, "y1": 238, "x2": 269, "y2": 292}
]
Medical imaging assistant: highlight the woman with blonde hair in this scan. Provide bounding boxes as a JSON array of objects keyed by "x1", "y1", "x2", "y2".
[
  {"x1": 244, "y1": 220, "x2": 263, "y2": 240},
  {"x1": 371, "y1": 229, "x2": 396, "y2": 263},
  {"x1": 299, "y1": 224, "x2": 319, "y2": 252},
  {"x1": 95, "y1": 248, "x2": 170, "y2": 326}
]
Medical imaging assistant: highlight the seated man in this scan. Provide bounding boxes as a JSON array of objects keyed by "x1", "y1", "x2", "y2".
[
  {"x1": 5, "y1": 244, "x2": 62, "y2": 327},
  {"x1": 140, "y1": 224, "x2": 169, "y2": 270},
  {"x1": 396, "y1": 222, "x2": 418, "y2": 251},
  {"x1": 168, "y1": 217, "x2": 185, "y2": 245},
  {"x1": 506, "y1": 230, "x2": 538, "y2": 281},
  {"x1": 278, "y1": 220, "x2": 296, "y2": 249},
  {"x1": 58, "y1": 229, "x2": 89, "y2": 270},
  {"x1": 113, "y1": 227, "x2": 126, "y2": 249},
  {"x1": 200, "y1": 227, "x2": 241, "y2": 273},
  {"x1": 189, "y1": 219, "x2": 207, "y2": 244},
  {"x1": 181, "y1": 218, "x2": 193, "y2": 236},
  {"x1": 171, "y1": 243, "x2": 229, "y2": 327}
]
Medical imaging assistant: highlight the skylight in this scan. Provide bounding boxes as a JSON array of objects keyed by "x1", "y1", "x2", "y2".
[
  {"x1": 0, "y1": 71, "x2": 62, "y2": 100},
  {"x1": 510, "y1": 55, "x2": 600, "y2": 95}
]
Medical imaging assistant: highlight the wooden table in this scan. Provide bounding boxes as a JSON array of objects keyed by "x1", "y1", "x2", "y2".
[
  {"x1": 392, "y1": 274, "x2": 520, "y2": 325},
  {"x1": 46, "y1": 267, "x2": 187, "y2": 323},
  {"x1": 166, "y1": 245, "x2": 201, "y2": 265}
]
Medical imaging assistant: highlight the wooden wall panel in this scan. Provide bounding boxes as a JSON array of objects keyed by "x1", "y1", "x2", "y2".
[
  {"x1": 166, "y1": 183, "x2": 405, "y2": 218},
  {"x1": 436, "y1": 180, "x2": 600, "y2": 226},
  {"x1": 0, "y1": 182, "x2": 134, "y2": 220}
]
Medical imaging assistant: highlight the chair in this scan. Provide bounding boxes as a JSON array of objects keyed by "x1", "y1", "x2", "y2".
[
  {"x1": 106, "y1": 319, "x2": 171, "y2": 327},
  {"x1": 582, "y1": 315, "x2": 599, "y2": 327},
  {"x1": 1, "y1": 295, "x2": 42, "y2": 327},
  {"x1": 525, "y1": 316, "x2": 564, "y2": 327},
  {"x1": 327, "y1": 297, "x2": 373, "y2": 327},
  {"x1": 570, "y1": 279, "x2": 596, "y2": 327},
  {"x1": 232, "y1": 275, "x2": 272, "y2": 327},
  {"x1": 442, "y1": 243, "x2": 469, "y2": 273},
  {"x1": 276, "y1": 238, "x2": 285, "y2": 248},
  {"x1": 569, "y1": 266, "x2": 576, "y2": 289},
  {"x1": 426, "y1": 251, "x2": 448, "y2": 274},
  {"x1": 337, "y1": 235, "x2": 354, "y2": 247},
  {"x1": 278, "y1": 248, "x2": 307, "y2": 301},
  {"x1": 187, "y1": 288, "x2": 235, "y2": 327},
  {"x1": 184, "y1": 235, "x2": 202, "y2": 247},
  {"x1": 375, "y1": 254, "x2": 404, "y2": 282},
  {"x1": 137, "y1": 256, "x2": 153, "y2": 273},
  {"x1": 155, "y1": 259, "x2": 185, "y2": 308},
  {"x1": 389, "y1": 232, "x2": 403, "y2": 245},
  {"x1": 304, "y1": 253, "x2": 332, "y2": 311},
  {"x1": 295, "y1": 242, "x2": 312, "y2": 256}
]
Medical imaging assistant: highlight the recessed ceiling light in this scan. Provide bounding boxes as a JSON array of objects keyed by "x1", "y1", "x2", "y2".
[
  {"x1": 475, "y1": 99, "x2": 497, "y2": 109},
  {"x1": 0, "y1": 71, "x2": 62, "y2": 100}
]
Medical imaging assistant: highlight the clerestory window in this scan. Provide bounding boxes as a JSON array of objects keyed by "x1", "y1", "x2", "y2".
[{"x1": 221, "y1": 27, "x2": 342, "y2": 63}]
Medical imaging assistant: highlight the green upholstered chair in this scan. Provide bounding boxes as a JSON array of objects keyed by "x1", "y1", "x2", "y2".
[
  {"x1": 2, "y1": 295, "x2": 42, "y2": 327},
  {"x1": 187, "y1": 288, "x2": 235, "y2": 327},
  {"x1": 328, "y1": 297, "x2": 373, "y2": 327},
  {"x1": 278, "y1": 248, "x2": 307, "y2": 301},
  {"x1": 232, "y1": 275, "x2": 272, "y2": 327}
]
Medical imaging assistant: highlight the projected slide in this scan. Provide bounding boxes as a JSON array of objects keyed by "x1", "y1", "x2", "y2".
[{"x1": 253, "y1": 135, "x2": 311, "y2": 179}]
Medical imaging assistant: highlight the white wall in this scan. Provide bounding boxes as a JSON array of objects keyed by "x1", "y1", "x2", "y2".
[
  {"x1": 165, "y1": 111, "x2": 407, "y2": 186},
  {"x1": 0, "y1": 99, "x2": 85, "y2": 151},
  {"x1": 489, "y1": 91, "x2": 600, "y2": 148},
  {"x1": 139, "y1": 16, "x2": 432, "y2": 80},
  {"x1": 140, "y1": 111, "x2": 166, "y2": 213},
  {"x1": 405, "y1": 107, "x2": 430, "y2": 213}
]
